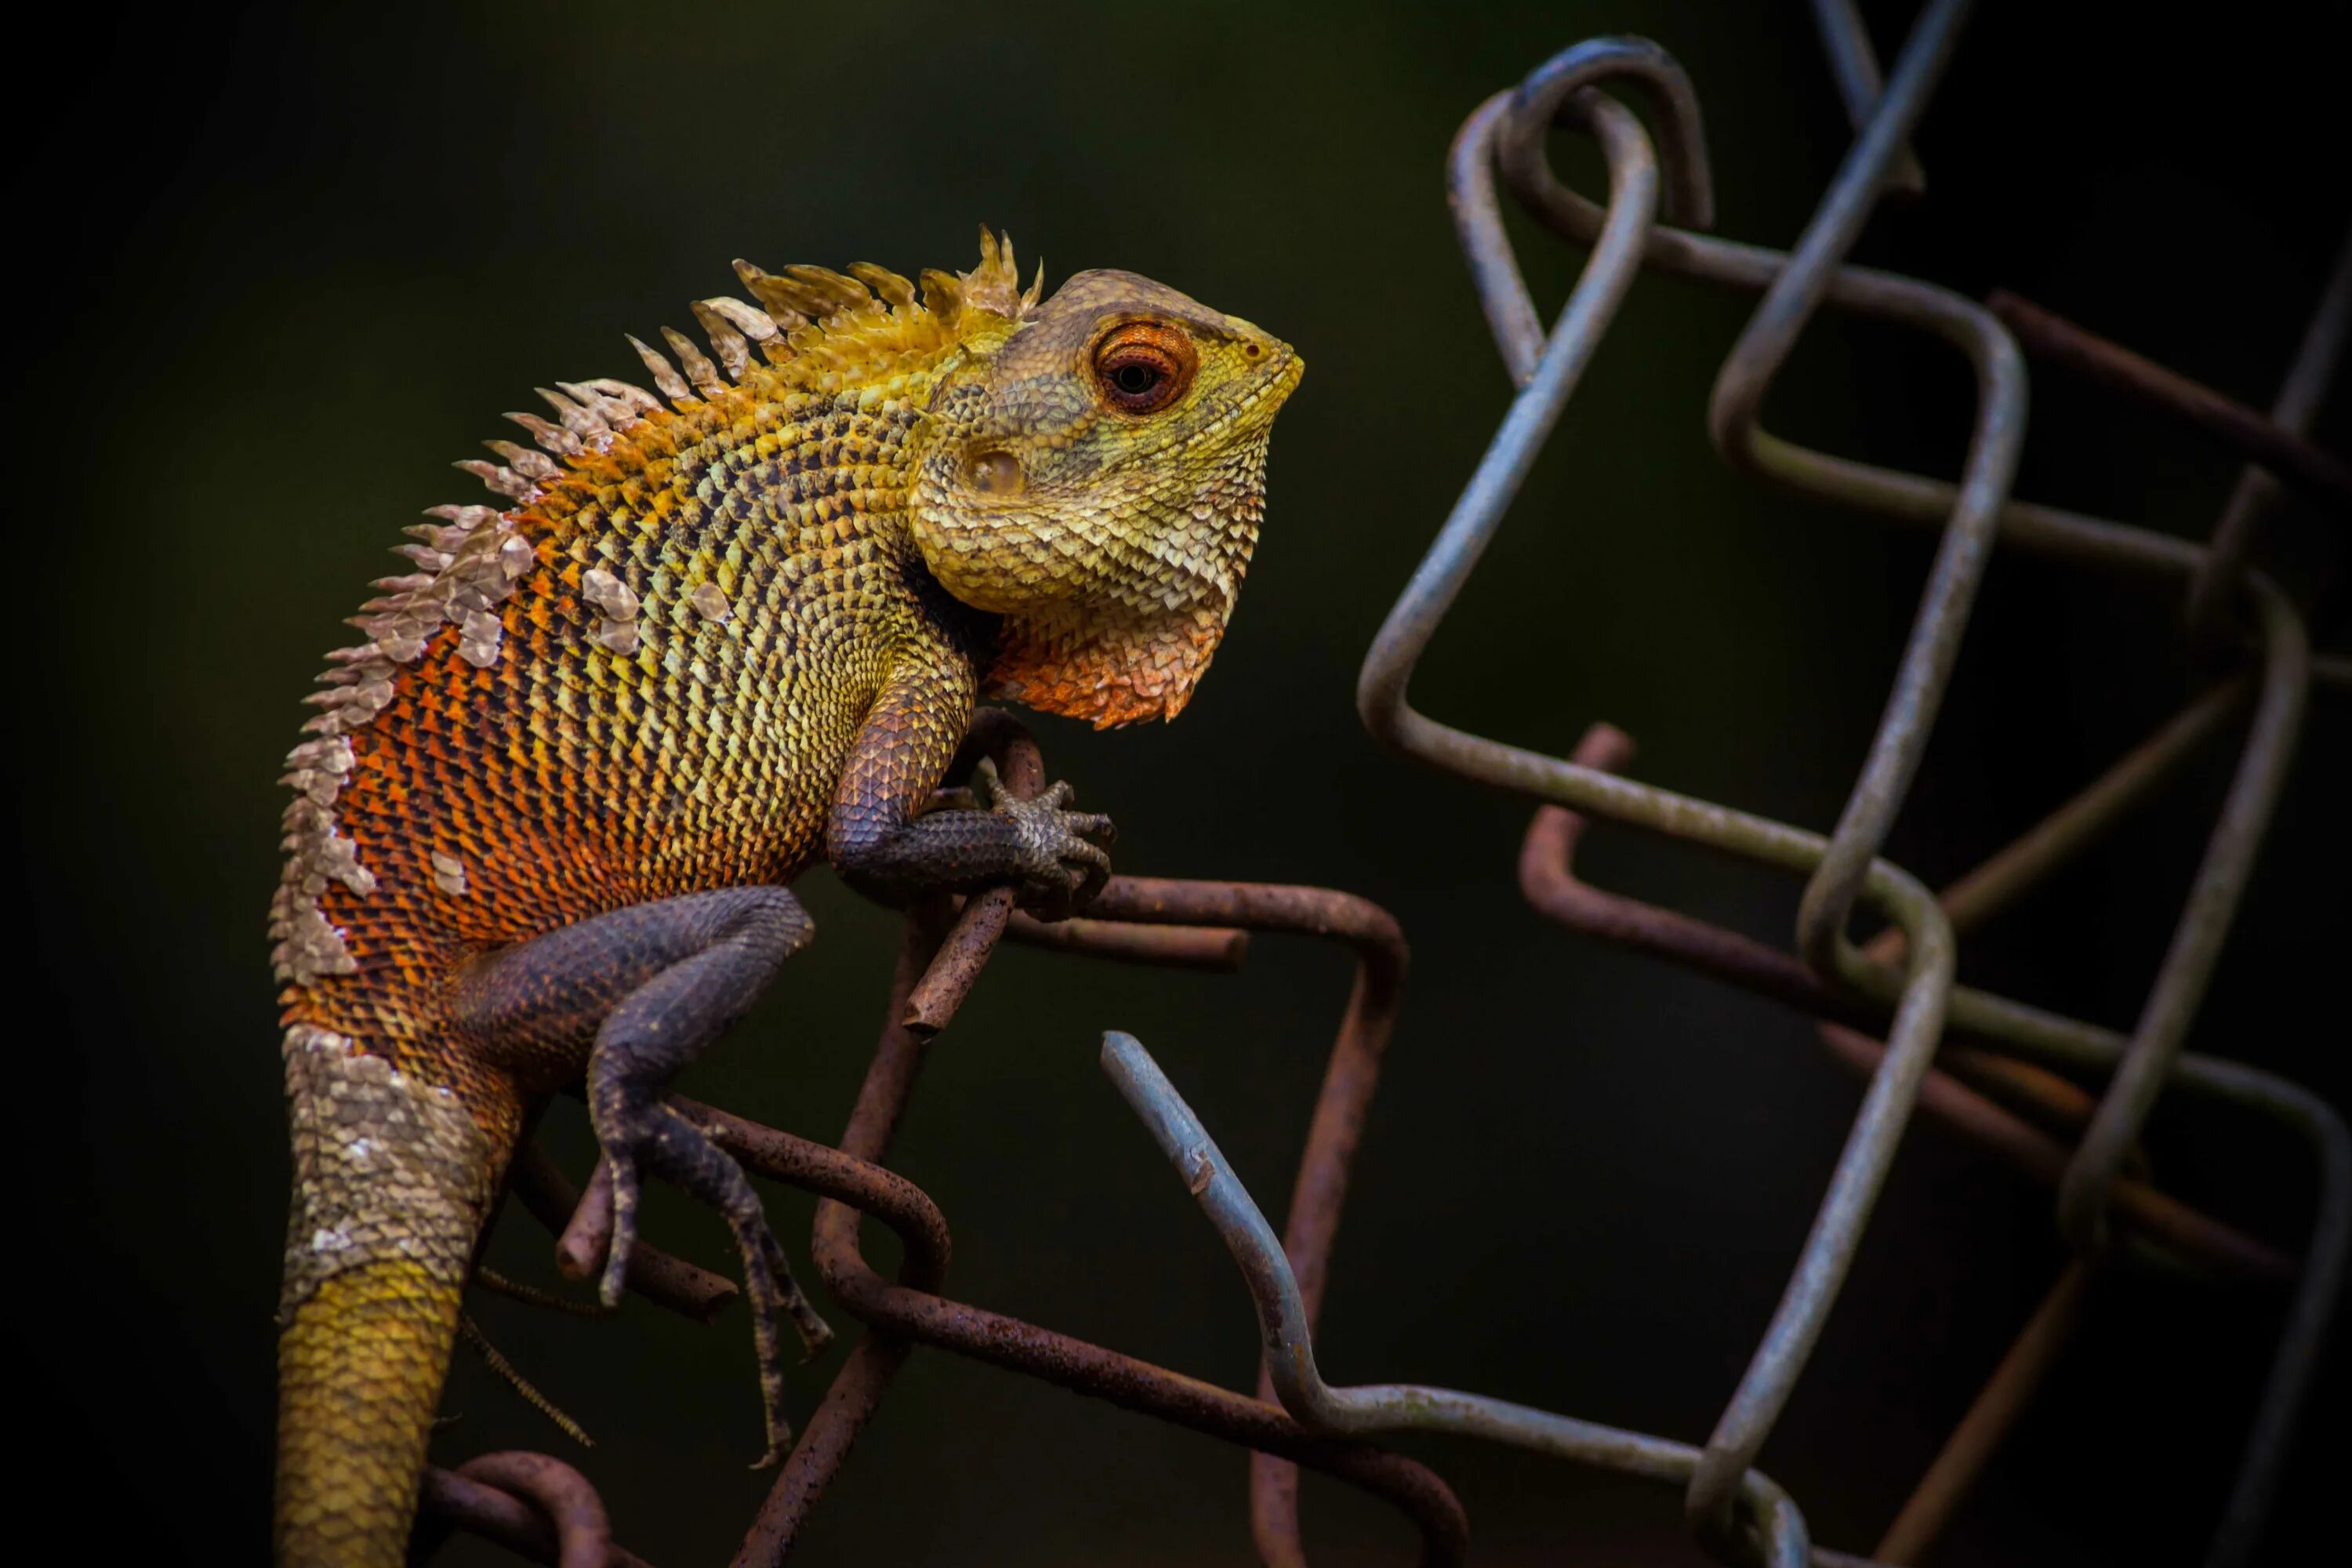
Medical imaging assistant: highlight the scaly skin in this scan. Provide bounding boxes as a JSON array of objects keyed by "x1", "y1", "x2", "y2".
[{"x1": 269, "y1": 230, "x2": 1301, "y2": 1565}]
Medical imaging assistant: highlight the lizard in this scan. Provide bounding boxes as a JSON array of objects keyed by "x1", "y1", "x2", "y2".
[{"x1": 268, "y1": 228, "x2": 1301, "y2": 1566}]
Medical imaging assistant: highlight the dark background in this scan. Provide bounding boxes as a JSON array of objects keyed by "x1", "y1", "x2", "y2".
[{"x1": 13, "y1": 2, "x2": 2349, "y2": 1563}]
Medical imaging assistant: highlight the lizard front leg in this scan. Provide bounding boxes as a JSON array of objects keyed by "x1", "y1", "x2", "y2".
[
  {"x1": 448, "y1": 885, "x2": 826, "y2": 1466},
  {"x1": 830, "y1": 651, "x2": 1116, "y2": 910}
]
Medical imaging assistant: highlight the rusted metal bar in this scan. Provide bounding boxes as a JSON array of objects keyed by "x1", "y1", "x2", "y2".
[
  {"x1": 2186, "y1": 226, "x2": 2352, "y2": 633},
  {"x1": 1924, "y1": 1047, "x2": 2102, "y2": 1145},
  {"x1": 761, "y1": 906, "x2": 1468, "y2": 1566},
  {"x1": 738, "y1": 1338, "x2": 906, "y2": 1563},
  {"x1": 1817, "y1": 1025, "x2": 2287, "y2": 1277},
  {"x1": 1841, "y1": 677, "x2": 2245, "y2": 1155},
  {"x1": 900, "y1": 728, "x2": 1041, "y2": 1036},
  {"x1": 1003, "y1": 909, "x2": 1250, "y2": 971},
  {"x1": 1519, "y1": 727, "x2": 2292, "y2": 1283},
  {"x1": 506, "y1": 1138, "x2": 738, "y2": 1324},
  {"x1": 1065, "y1": 877, "x2": 1410, "y2": 1566},
  {"x1": 1988, "y1": 288, "x2": 2352, "y2": 518},
  {"x1": 1872, "y1": 1263, "x2": 2097, "y2": 1566},
  {"x1": 817, "y1": 1241, "x2": 1476, "y2": 1566},
  {"x1": 416, "y1": 1452, "x2": 654, "y2": 1568},
  {"x1": 1912, "y1": 996, "x2": 2348, "y2": 1568},
  {"x1": 1103, "y1": 1030, "x2": 1820, "y2": 1568},
  {"x1": 555, "y1": 1158, "x2": 617, "y2": 1283},
  {"x1": 731, "y1": 914, "x2": 946, "y2": 1568},
  {"x1": 456, "y1": 1453, "x2": 613, "y2": 1568},
  {"x1": 1919, "y1": 678, "x2": 2253, "y2": 939},
  {"x1": 899, "y1": 886, "x2": 1015, "y2": 1036},
  {"x1": 684, "y1": 1095, "x2": 951, "y2": 1290}
]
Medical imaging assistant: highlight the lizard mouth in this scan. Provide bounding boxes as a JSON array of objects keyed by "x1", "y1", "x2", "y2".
[{"x1": 1172, "y1": 344, "x2": 1303, "y2": 454}]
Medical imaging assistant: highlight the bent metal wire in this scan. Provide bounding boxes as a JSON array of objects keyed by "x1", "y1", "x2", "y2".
[
  {"x1": 413, "y1": 8, "x2": 2348, "y2": 1567},
  {"x1": 1359, "y1": 5, "x2": 2343, "y2": 1567}
]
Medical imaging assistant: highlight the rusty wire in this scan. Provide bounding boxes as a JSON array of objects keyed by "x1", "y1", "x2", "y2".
[
  {"x1": 1353, "y1": 8, "x2": 2345, "y2": 1567},
  {"x1": 414, "y1": 9, "x2": 2347, "y2": 1566}
]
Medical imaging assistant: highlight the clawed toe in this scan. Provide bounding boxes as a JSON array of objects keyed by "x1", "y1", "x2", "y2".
[
  {"x1": 617, "y1": 1103, "x2": 832, "y2": 1465},
  {"x1": 595, "y1": 1150, "x2": 644, "y2": 1308}
]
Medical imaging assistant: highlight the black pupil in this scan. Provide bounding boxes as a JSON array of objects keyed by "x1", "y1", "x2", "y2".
[{"x1": 1112, "y1": 362, "x2": 1161, "y2": 396}]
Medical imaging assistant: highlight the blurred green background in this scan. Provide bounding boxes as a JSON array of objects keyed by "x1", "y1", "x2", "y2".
[{"x1": 15, "y1": 2, "x2": 2349, "y2": 1563}]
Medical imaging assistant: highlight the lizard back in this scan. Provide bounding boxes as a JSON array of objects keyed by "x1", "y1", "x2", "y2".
[{"x1": 272, "y1": 275, "x2": 993, "y2": 1094}]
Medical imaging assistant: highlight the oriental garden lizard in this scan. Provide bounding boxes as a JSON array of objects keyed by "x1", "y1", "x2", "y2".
[{"x1": 267, "y1": 230, "x2": 1301, "y2": 1564}]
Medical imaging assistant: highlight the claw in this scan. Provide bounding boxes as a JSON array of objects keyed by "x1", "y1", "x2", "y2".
[
  {"x1": 973, "y1": 753, "x2": 1008, "y2": 802},
  {"x1": 1064, "y1": 811, "x2": 1116, "y2": 842},
  {"x1": 971, "y1": 756, "x2": 1119, "y2": 910},
  {"x1": 597, "y1": 1154, "x2": 639, "y2": 1308}
]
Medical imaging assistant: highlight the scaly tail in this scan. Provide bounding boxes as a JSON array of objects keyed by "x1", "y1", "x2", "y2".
[{"x1": 274, "y1": 1023, "x2": 519, "y2": 1567}]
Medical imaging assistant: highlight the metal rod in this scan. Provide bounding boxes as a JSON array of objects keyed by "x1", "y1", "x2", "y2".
[
  {"x1": 1103, "y1": 1029, "x2": 1823, "y2": 1568},
  {"x1": 2187, "y1": 223, "x2": 2352, "y2": 631},
  {"x1": 506, "y1": 1138, "x2": 738, "y2": 1324},
  {"x1": 1002, "y1": 909, "x2": 1250, "y2": 971},
  {"x1": 1708, "y1": 0, "x2": 2008, "y2": 993},
  {"x1": 727, "y1": 847, "x2": 1474, "y2": 1564},
  {"x1": 2056, "y1": 588, "x2": 2308, "y2": 1254},
  {"x1": 1521, "y1": 724, "x2": 2293, "y2": 1283},
  {"x1": 1872, "y1": 1263, "x2": 2097, "y2": 1565},
  {"x1": 414, "y1": 1452, "x2": 650, "y2": 1568},
  {"x1": 1381, "y1": 32, "x2": 1974, "y2": 1549},
  {"x1": 1806, "y1": 0, "x2": 1927, "y2": 196},
  {"x1": 1987, "y1": 287, "x2": 2352, "y2": 518},
  {"x1": 1416, "y1": 25, "x2": 2339, "y2": 1559}
]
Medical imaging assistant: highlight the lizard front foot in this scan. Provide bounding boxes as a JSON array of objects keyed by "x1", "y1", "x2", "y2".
[{"x1": 972, "y1": 755, "x2": 1116, "y2": 913}]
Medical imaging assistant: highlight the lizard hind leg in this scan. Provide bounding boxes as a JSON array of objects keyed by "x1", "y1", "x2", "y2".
[{"x1": 448, "y1": 884, "x2": 826, "y2": 1465}]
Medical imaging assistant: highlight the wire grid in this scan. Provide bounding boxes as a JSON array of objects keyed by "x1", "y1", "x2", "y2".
[{"x1": 415, "y1": 5, "x2": 2350, "y2": 1566}]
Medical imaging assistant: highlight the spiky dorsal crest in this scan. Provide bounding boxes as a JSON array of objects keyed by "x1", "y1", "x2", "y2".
[
  {"x1": 960, "y1": 226, "x2": 1044, "y2": 320},
  {"x1": 688, "y1": 227, "x2": 1039, "y2": 394}
]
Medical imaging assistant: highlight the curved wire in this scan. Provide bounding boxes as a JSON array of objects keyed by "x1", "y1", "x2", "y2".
[
  {"x1": 1103, "y1": 1031, "x2": 1815, "y2": 1568},
  {"x1": 1380, "y1": 13, "x2": 2335, "y2": 1561},
  {"x1": 1364, "y1": 29, "x2": 1967, "y2": 1550}
]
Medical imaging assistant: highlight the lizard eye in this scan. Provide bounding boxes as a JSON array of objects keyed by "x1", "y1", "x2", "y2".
[{"x1": 1094, "y1": 321, "x2": 1196, "y2": 416}]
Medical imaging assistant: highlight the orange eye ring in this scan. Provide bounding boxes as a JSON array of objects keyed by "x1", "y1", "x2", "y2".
[{"x1": 1093, "y1": 321, "x2": 1197, "y2": 416}]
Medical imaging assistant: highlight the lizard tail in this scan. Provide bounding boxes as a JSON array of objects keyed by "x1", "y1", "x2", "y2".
[{"x1": 274, "y1": 1024, "x2": 519, "y2": 1567}]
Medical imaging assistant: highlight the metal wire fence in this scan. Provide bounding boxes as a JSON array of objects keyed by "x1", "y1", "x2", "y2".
[{"x1": 414, "y1": 5, "x2": 2349, "y2": 1564}]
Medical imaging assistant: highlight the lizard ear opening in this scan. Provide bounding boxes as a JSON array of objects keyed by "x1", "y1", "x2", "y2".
[{"x1": 982, "y1": 605, "x2": 1232, "y2": 728}]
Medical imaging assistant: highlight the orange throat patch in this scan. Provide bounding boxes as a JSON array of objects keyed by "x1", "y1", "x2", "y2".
[{"x1": 984, "y1": 602, "x2": 1232, "y2": 728}]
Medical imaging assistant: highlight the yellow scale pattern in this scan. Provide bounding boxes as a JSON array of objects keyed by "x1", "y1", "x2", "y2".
[{"x1": 285, "y1": 377, "x2": 949, "y2": 1094}]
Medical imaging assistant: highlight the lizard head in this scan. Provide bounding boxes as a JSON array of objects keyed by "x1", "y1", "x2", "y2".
[{"x1": 911, "y1": 264, "x2": 1303, "y2": 727}]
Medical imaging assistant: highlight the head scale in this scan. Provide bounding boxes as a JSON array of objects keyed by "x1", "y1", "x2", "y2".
[{"x1": 910, "y1": 261, "x2": 1303, "y2": 727}]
